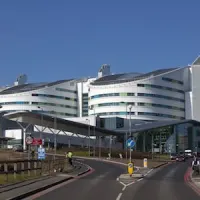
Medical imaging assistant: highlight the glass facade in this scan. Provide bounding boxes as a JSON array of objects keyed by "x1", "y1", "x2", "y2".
[
  {"x1": 55, "y1": 88, "x2": 77, "y2": 94},
  {"x1": 32, "y1": 102, "x2": 77, "y2": 109},
  {"x1": 32, "y1": 93, "x2": 77, "y2": 102},
  {"x1": 82, "y1": 93, "x2": 88, "y2": 116},
  {"x1": 138, "y1": 93, "x2": 184, "y2": 102},
  {"x1": 137, "y1": 84, "x2": 184, "y2": 93},
  {"x1": 90, "y1": 92, "x2": 184, "y2": 103},
  {"x1": 98, "y1": 112, "x2": 135, "y2": 116},
  {"x1": 138, "y1": 112, "x2": 184, "y2": 120},
  {"x1": 92, "y1": 102, "x2": 135, "y2": 108},
  {"x1": 0, "y1": 101, "x2": 29, "y2": 105},
  {"x1": 32, "y1": 110, "x2": 77, "y2": 117},
  {"x1": 137, "y1": 102, "x2": 184, "y2": 111},
  {"x1": 133, "y1": 121, "x2": 200, "y2": 154},
  {"x1": 90, "y1": 93, "x2": 135, "y2": 99},
  {"x1": 162, "y1": 77, "x2": 183, "y2": 85}
]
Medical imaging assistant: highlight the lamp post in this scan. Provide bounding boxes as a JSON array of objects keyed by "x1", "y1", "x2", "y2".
[
  {"x1": 128, "y1": 104, "x2": 132, "y2": 163},
  {"x1": 37, "y1": 106, "x2": 44, "y2": 140},
  {"x1": 109, "y1": 136, "x2": 112, "y2": 158},
  {"x1": 93, "y1": 108, "x2": 96, "y2": 157},
  {"x1": 51, "y1": 112, "x2": 57, "y2": 160},
  {"x1": 121, "y1": 102, "x2": 128, "y2": 160},
  {"x1": 89, "y1": 106, "x2": 96, "y2": 157},
  {"x1": 86, "y1": 119, "x2": 91, "y2": 157}
]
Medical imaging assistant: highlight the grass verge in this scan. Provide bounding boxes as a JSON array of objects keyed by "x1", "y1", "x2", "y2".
[{"x1": 0, "y1": 171, "x2": 41, "y2": 185}]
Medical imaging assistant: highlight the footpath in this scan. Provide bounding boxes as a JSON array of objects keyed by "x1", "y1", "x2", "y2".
[
  {"x1": 74, "y1": 155, "x2": 169, "y2": 168},
  {"x1": 190, "y1": 170, "x2": 200, "y2": 190},
  {"x1": 0, "y1": 161, "x2": 90, "y2": 200}
]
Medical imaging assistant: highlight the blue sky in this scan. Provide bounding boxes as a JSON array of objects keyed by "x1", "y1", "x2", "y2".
[{"x1": 0, "y1": 0, "x2": 200, "y2": 85}]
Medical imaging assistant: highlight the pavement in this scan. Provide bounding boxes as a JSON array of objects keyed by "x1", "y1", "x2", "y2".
[
  {"x1": 28, "y1": 158, "x2": 200, "y2": 200},
  {"x1": 190, "y1": 170, "x2": 200, "y2": 189},
  {"x1": 74, "y1": 156, "x2": 169, "y2": 169},
  {"x1": 0, "y1": 160, "x2": 90, "y2": 200}
]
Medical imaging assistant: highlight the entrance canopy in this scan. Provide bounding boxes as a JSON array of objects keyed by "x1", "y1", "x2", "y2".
[
  {"x1": 129, "y1": 119, "x2": 200, "y2": 134},
  {"x1": 4, "y1": 111, "x2": 124, "y2": 137}
]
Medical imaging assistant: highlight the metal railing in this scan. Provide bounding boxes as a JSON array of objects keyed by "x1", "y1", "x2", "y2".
[{"x1": 0, "y1": 158, "x2": 71, "y2": 184}]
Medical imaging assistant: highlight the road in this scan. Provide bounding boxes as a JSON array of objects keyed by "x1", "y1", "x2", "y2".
[
  {"x1": 35, "y1": 158, "x2": 126, "y2": 200},
  {"x1": 34, "y1": 159, "x2": 199, "y2": 200},
  {"x1": 121, "y1": 159, "x2": 200, "y2": 200}
]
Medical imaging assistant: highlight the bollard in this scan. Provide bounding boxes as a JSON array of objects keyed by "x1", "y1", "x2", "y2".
[
  {"x1": 143, "y1": 158, "x2": 148, "y2": 168},
  {"x1": 127, "y1": 162, "x2": 134, "y2": 177}
]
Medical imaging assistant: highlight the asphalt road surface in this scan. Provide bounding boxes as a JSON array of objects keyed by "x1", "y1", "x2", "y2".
[
  {"x1": 35, "y1": 158, "x2": 126, "y2": 200},
  {"x1": 121, "y1": 159, "x2": 200, "y2": 200},
  {"x1": 35, "y1": 159, "x2": 199, "y2": 200}
]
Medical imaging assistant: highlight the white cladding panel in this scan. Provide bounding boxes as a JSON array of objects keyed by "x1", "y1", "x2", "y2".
[
  {"x1": 185, "y1": 91, "x2": 192, "y2": 119},
  {"x1": 89, "y1": 68, "x2": 186, "y2": 121},
  {"x1": 191, "y1": 65, "x2": 200, "y2": 121},
  {"x1": 5, "y1": 129, "x2": 22, "y2": 139},
  {"x1": 0, "y1": 80, "x2": 78, "y2": 118}
]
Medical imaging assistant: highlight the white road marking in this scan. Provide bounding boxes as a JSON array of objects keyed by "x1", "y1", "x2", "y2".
[
  {"x1": 119, "y1": 181, "x2": 126, "y2": 187},
  {"x1": 116, "y1": 177, "x2": 119, "y2": 181},
  {"x1": 147, "y1": 169, "x2": 153, "y2": 174},
  {"x1": 137, "y1": 178, "x2": 143, "y2": 182},
  {"x1": 122, "y1": 185, "x2": 126, "y2": 191},
  {"x1": 126, "y1": 181, "x2": 135, "y2": 187},
  {"x1": 116, "y1": 193, "x2": 122, "y2": 200}
]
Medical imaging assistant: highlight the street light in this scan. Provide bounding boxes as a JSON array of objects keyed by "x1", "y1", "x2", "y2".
[
  {"x1": 86, "y1": 118, "x2": 91, "y2": 157},
  {"x1": 120, "y1": 102, "x2": 128, "y2": 160},
  {"x1": 90, "y1": 106, "x2": 96, "y2": 157},
  {"x1": 37, "y1": 106, "x2": 44, "y2": 140},
  {"x1": 128, "y1": 104, "x2": 132, "y2": 163},
  {"x1": 49, "y1": 111, "x2": 57, "y2": 160}
]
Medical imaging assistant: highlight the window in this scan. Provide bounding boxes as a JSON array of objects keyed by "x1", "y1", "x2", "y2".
[
  {"x1": 162, "y1": 77, "x2": 183, "y2": 85},
  {"x1": 32, "y1": 110, "x2": 77, "y2": 117},
  {"x1": 56, "y1": 88, "x2": 77, "y2": 94},
  {"x1": 137, "y1": 93, "x2": 184, "y2": 102},
  {"x1": 137, "y1": 84, "x2": 184, "y2": 94},
  {"x1": 138, "y1": 112, "x2": 184, "y2": 120},
  {"x1": 137, "y1": 102, "x2": 184, "y2": 111},
  {"x1": 0, "y1": 101, "x2": 29, "y2": 105},
  {"x1": 196, "y1": 130, "x2": 200, "y2": 137},
  {"x1": 94, "y1": 102, "x2": 135, "y2": 108},
  {"x1": 32, "y1": 93, "x2": 77, "y2": 101},
  {"x1": 120, "y1": 93, "x2": 127, "y2": 96},
  {"x1": 97, "y1": 112, "x2": 135, "y2": 116},
  {"x1": 116, "y1": 118, "x2": 124, "y2": 128},
  {"x1": 91, "y1": 93, "x2": 135, "y2": 99},
  {"x1": 31, "y1": 102, "x2": 77, "y2": 109}
]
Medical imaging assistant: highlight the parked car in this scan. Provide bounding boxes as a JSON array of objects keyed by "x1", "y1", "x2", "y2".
[
  {"x1": 13, "y1": 145, "x2": 23, "y2": 152},
  {"x1": 170, "y1": 153, "x2": 177, "y2": 160}
]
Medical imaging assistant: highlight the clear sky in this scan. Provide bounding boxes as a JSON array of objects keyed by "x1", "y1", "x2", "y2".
[{"x1": 0, "y1": 0, "x2": 200, "y2": 85}]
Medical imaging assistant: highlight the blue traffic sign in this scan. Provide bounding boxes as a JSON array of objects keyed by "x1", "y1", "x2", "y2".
[
  {"x1": 126, "y1": 138, "x2": 135, "y2": 148},
  {"x1": 38, "y1": 147, "x2": 46, "y2": 160}
]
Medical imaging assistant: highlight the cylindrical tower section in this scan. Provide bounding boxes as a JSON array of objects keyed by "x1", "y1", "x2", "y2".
[{"x1": 88, "y1": 68, "x2": 186, "y2": 121}]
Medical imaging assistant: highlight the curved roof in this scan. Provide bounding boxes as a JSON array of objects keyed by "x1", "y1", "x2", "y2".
[
  {"x1": 91, "y1": 68, "x2": 177, "y2": 86},
  {"x1": 0, "y1": 79, "x2": 73, "y2": 95}
]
